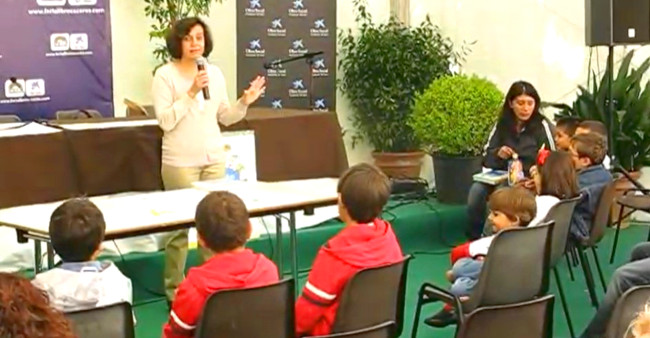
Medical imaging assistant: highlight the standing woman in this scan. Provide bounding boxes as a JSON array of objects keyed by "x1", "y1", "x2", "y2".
[
  {"x1": 151, "y1": 17, "x2": 265, "y2": 304},
  {"x1": 466, "y1": 81, "x2": 555, "y2": 239}
]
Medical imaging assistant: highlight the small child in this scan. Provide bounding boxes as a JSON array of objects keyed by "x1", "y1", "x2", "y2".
[
  {"x1": 295, "y1": 163, "x2": 403, "y2": 337},
  {"x1": 575, "y1": 119, "x2": 611, "y2": 169},
  {"x1": 569, "y1": 133, "x2": 613, "y2": 241},
  {"x1": 427, "y1": 187, "x2": 537, "y2": 327},
  {"x1": 32, "y1": 198, "x2": 132, "y2": 312},
  {"x1": 555, "y1": 117, "x2": 582, "y2": 151},
  {"x1": 529, "y1": 151, "x2": 580, "y2": 226},
  {"x1": 163, "y1": 191, "x2": 278, "y2": 338}
]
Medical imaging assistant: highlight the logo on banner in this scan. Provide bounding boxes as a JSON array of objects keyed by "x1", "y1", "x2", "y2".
[
  {"x1": 266, "y1": 59, "x2": 287, "y2": 78},
  {"x1": 311, "y1": 57, "x2": 329, "y2": 77},
  {"x1": 245, "y1": 0, "x2": 265, "y2": 16},
  {"x1": 267, "y1": 18, "x2": 286, "y2": 37},
  {"x1": 289, "y1": 78, "x2": 308, "y2": 98},
  {"x1": 310, "y1": 19, "x2": 329, "y2": 37},
  {"x1": 4, "y1": 79, "x2": 26, "y2": 98},
  {"x1": 288, "y1": 0, "x2": 307, "y2": 17},
  {"x1": 50, "y1": 33, "x2": 69, "y2": 51},
  {"x1": 26, "y1": 79, "x2": 46, "y2": 97},
  {"x1": 271, "y1": 99, "x2": 283, "y2": 109},
  {"x1": 70, "y1": 33, "x2": 88, "y2": 50},
  {"x1": 288, "y1": 39, "x2": 308, "y2": 57},
  {"x1": 313, "y1": 98, "x2": 328, "y2": 112},
  {"x1": 37, "y1": 0, "x2": 66, "y2": 6},
  {"x1": 245, "y1": 39, "x2": 265, "y2": 57},
  {"x1": 68, "y1": 0, "x2": 97, "y2": 5}
]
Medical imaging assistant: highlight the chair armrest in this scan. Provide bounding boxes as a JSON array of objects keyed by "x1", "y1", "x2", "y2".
[
  {"x1": 420, "y1": 283, "x2": 465, "y2": 321},
  {"x1": 622, "y1": 188, "x2": 650, "y2": 196}
]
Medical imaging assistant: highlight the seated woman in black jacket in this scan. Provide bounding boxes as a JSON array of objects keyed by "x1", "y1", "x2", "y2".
[{"x1": 466, "y1": 81, "x2": 556, "y2": 239}]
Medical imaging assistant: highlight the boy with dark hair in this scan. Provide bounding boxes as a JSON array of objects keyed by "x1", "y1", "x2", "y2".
[
  {"x1": 569, "y1": 133, "x2": 613, "y2": 240},
  {"x1": 427, "y1": 187, "x2": 537, "y2": 327},
  {"x1": 163, "y1": 191, "x2": 278, "y2": 338},
  {"x1": 555, "y1": 117, "x2": 582, "y2": 150},
  {"x1": 32, "y1": 198, "x2": 132, "y2": 312},
  {"x1": 295, "y1": 163, "x2": 403, "y2": 337},
  {"x1": 576, "y1": 119, "x2": 611, "y2": 168}
]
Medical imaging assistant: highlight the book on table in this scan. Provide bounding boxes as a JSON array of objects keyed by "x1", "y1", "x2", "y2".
[{"x1": 473, "y1": 170, "x2": 508, "y2": 185}]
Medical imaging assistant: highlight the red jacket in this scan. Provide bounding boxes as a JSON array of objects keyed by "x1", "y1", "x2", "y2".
[
  {"x1": 163, "y1": 249, "x2": 278, "y2": 338},
  {"x1": 295, "y1": 219, "x2": 403, "y2": 337}
]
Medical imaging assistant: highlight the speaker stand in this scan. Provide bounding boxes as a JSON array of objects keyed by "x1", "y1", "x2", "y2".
[{"x1": 607, "y1": 45, "x2": 615, "y2": 160}]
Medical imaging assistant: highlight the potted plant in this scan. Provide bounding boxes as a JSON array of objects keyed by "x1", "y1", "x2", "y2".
[
  {"x1": 547, "y1": 50, "x2": 650, "y2": 222},
  {"x1": 338, "y1": 0, "x2": 466, "y2": 177},
  {"x1": 409, "y1": 75, "x2": 503, "y2": 204},
  {"x1": 144, "y1": 0, "x2": 222, "y2": 67}
]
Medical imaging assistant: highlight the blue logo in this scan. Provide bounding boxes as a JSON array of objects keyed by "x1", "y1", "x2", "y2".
[
  {"x1": 314, "y1": 98, "x2": 327, "y2": 110},
  {"x1": 289, "y1": 39, "x2": 308, "y2": 57},
  {"x1": 289, "y1": 78, "x2": 308, "y2": 97},
  {"x1": 266, "y1": 58, "x2": 287, "y2": 77},
  {"x1": 245, "y1": 39, "x2": 265, "y2": 57},
  {"x1": 311, "y1": 57, "x2": 329, "y2": 77},
  {"x1": 292, "y1": 79, "x2": 305, "y2": 90},
  {"x1": 267, "y1": 18, "x2": 286, "y2": 37},
  {"x1": 310, "y1": 18, "x2": 329, "y2": 37},
  {"x1": 288, "y1": 0, "x2": 307, "y2": 17},
  {"x1": 245, "y1": 0, "x2": 265, "y2": 16},
  {"x1": 271, "y1": 99, "x2": 283, "y2": 109}
]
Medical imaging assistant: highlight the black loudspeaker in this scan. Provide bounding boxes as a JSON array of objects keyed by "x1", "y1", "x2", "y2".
[{"x1": 585, "y1": 0, "x2": 650, "y2": 46}]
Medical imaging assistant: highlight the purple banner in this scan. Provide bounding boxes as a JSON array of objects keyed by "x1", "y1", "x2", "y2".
[{"x1": 0, "y1": 0, "x2": 113, "y2": 121}]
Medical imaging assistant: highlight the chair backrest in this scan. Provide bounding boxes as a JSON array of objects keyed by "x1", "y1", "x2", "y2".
[
  {"x1": 606, "y1": 286, "x2": 650, "y2": 338},
  {"x1": 0, "y1": 114, "x2": 21, "y2": 123},
  {"x1": 194, "y1": 278, "x2": 294, "y2": 338},
  {"x1": 543, "y1": 195, "x2": 582, "y2": 267},
  {"x1": 124, "y1": 98, "x2": 150, "y2": 117},
  {"x1": 56, "y1": 109, "x2": 103, "y2": 120},
  {"x1": 464, "y1": 221, "x2": 554, "y2": 313},
  {"x1": 306, "y1": 321, "x2": 395, "y2": 338},
  {"x1": 65, "y1": 302, "x2": 134, "y2": 338},
  {"x1": 588, "y1": 181, "x2": 617, "y2": 245},
  {"x1": 457, "y1": 295, "x2": 555, "y2": 338},
  {"x1": 330, "y1": 256, "x2": 411, "y2": 336}
]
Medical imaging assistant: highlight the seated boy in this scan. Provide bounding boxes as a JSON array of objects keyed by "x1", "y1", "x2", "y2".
[
  {"x1": 163, "y1": 191, "x2": 278, "y2": 338},
  {"x1": 32, "y1": 198, "x2": 132, "y2": 312},
  {"x1": 575, "y1": 120, "x2": 611, "y2": 169},
  {"x1": 554, "y1": 117, "x2": 582, "y2": 150},
  {"x1": 427, "y1": 187, "x2": 537, "y2": 327},
  {"x1": 295, "y1": 163, "x2": 403, "y2": 337},
  {"x1": 569, "y1": 133, "x2": 613, "y2": 241}
]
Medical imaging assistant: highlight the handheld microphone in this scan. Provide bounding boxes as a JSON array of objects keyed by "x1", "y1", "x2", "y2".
[{"x1": 195, "y1": 57, "x2": 210, "y2": 100}]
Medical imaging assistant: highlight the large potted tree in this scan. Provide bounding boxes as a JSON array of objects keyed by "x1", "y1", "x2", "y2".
[
  {"x1": 548, "y1": 50, "x2": 650, "y2": 223},
  {"x1": 338, "y1": 0, "x2": 466, "y2": 177},
  {"x1": 409, "y1": 74, "x2": 503, "y2": 204}
]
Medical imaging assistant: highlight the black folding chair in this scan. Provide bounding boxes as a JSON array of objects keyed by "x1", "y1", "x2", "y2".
[
  {"x1": 305, "y1": 321, "x2": 395, "y2": 338},
  {"x1": 605, "y1": 285, "x2": 650, "y2": 338},
  {"x1": 610, "y1": 166, "x2": 650, "y2": 263},
  {"x1": 65, "y1": 302, "x2": 134, "y2": 338},
  {"x1": 194, "y1": 278, "x2": 294, "y2": 338},
  {"x1": 411, "y1": 222, "x2": 554, "y2": 338}
]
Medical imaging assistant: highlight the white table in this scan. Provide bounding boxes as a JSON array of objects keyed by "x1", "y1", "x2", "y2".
[{"x1": 0, "y1": 178, "x2": 338, "y2": 288}]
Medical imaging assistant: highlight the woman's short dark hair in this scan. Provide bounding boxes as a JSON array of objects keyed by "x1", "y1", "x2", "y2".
[
  {"x1": 166, "y1": 17, "x2": 213, "y2": 59},
  {"x1": 539, "y1": 151, "x2": 579, "y2": 199},
  {"x1": 49, "y1": 198, "x2": 106, "y2": 262},
  {"x1": 498, "y1": 80, "x2": 542, "y2": 130},
  {"x1": 337, "y1": 163, "x2": 391, "y2": 223}
]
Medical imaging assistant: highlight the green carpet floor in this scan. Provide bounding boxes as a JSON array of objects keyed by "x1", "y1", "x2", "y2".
[{"x1": 107, "y1": 198, "x2": 648, "y2": 337}]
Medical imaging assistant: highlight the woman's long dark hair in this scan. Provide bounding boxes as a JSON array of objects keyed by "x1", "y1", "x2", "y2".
[{"x1": 497, "y1": 81, "x2": 542, "y2": 132}]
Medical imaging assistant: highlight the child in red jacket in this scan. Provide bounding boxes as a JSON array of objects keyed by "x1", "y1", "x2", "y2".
[
  {"x1": 295, "y1": 163, "x2": 404, "y2": 337},
  {"x1": 163, "y1": 191, "x2": 279, "y2": 338}
]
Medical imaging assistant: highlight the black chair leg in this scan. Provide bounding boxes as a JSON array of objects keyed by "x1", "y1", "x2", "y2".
[
  {"x1": 411, "y1": 292, "x2": 424, "y2": 338},
  {"x1": 647, "y1": 226, "x2": 650, "y2": 241},
  {"x1": 554, "y1": 268, "x2": 576, "y2": 338},
  {"x1": 570, "y1": 246, "x2": 579, "y2": 267},
  {"x1": 577, "y1": 246, "x2": 599, "y2": 307},
  {"x1": 591, "y1": 246, "x2": 607, "y2": 292},
  {"x1": 565, "y1": 254, "x2": 575, "y2": 281},
  {"x1": 609, "y1": 205, "x2": 625, "y2": 264}
]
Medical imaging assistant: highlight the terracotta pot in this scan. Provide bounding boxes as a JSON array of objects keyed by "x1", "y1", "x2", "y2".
[
  {"x1": 371, "y1": 151, "x2": 425, "y2": 178},
  {"x1": 610, "y1": 170, "x2": 642, "y2": 228}
]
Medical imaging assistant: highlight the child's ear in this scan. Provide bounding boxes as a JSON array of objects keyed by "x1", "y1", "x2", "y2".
[
  {"x1": 198, "y1": 234, "x2": 207, "y2": 249},
  {"x1": 246, "y1": 221, "x2": 252, "y2": 239},
  {"x1": 512, "y1": 216, "x2": 521, "y2": 227}
]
